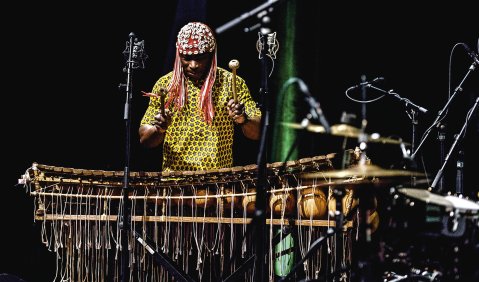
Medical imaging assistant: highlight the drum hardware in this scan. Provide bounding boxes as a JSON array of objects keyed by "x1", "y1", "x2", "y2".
[
  {"x1": 383, "y1": 268, "x2": 442, "y2": 282},
  {"x1": 382, "y1": 187, "x2": 479, "y2": 281}
]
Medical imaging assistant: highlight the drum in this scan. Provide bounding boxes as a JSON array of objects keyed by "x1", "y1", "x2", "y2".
[
  {"x1": 383, "y1": 189, "x2": 479, "y2": 281},
  {"x1": 442, "y1": 195, "x2": 479, "y2": 240},
  {"x1": 386, "y1": 188, "x2": 451, "y2": 236}
]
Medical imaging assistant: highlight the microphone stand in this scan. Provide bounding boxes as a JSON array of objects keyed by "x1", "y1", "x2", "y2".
[
  {"x1": 366, "y1": 85, "x2": 427, "y2": 178},
  {"x1": 254, "y1": 30, "x2": 274, "y2": 282},
  {"x1": 351, "y1": 76, "x2": 382, "y2": 282},
  {"x1": 119, "y1": 32, "x2": 136, "y2": 282},
  {"x1": 119, "y1": 34, "x2": 194, "y2": 282},
  {"x1": 430, "y1": 97, "x2": 479, "y2": 192},
  {"x1": 437, "y1": 123, "x2": 447, "y2": 192},
  {"x1": 119, "y1": 32, "x2": 149, "y2": 282},
  {"x1": 455, "y1": 150, "x2": 464, "y2": 196},
  {"x1": 366, "y1": 85, "x2": 428, "y2": 153},
  {"x1": 411, "y1": 60, "x2": 477, "y2": 160},
  {"x1": 215, "y1": 0, "x2": 283, "y2": 34},
  {"x1": 358, "y1": 75, "x2": 369, "y2": 165},
  {"x1": 222, "y1": 31, "x2": 278, "y2": 282}
]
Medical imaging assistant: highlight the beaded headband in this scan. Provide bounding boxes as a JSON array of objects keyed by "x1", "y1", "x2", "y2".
[{"x1": 176, "y1": 22, "x2": 216, "y2": 55}]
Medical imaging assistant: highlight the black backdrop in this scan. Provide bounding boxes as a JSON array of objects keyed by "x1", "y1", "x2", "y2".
[{"x1": 2, "y1": 1, "x2": 478, "y2": 280}]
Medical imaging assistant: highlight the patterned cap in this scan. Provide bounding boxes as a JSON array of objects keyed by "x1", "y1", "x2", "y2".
[{"x1": 176, "y1": 22, "x2": 216, "y2": 55}]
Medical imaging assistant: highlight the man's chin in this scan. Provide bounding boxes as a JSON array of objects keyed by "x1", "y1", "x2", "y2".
[{"x1": 187, "y1": 74, "x2": 204, "y2": 82}]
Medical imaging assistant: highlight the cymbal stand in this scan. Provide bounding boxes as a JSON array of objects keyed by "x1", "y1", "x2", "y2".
[
  {"x1": 411, "y1": 58, "x2": 477, "y2": 160},
  {"x1": 430, "y1": 97, "x2": 479, "y2": 192}
]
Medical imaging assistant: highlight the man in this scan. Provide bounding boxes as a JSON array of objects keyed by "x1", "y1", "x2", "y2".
[{"x1": 139, "y1": 22, "x2": 261, "y2": 171}]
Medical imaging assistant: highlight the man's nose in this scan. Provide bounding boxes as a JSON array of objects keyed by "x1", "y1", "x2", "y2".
[{"x1": 189, "y1": 60, "x2": 199, "y2": 69}]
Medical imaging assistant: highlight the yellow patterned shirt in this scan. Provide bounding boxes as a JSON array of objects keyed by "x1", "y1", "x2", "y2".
[{"x1": 140, "y1": 67, "x2": 261, "y2": 171}]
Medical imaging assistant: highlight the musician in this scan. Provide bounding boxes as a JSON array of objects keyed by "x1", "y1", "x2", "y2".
[{"x1": 139, "y1": 22, "x2": 261, "y2": 171}]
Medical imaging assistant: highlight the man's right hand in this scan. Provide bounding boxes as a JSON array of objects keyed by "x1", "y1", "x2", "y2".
[{"x1": 151, "y1": 109, "x2": 172, "y2": 133}]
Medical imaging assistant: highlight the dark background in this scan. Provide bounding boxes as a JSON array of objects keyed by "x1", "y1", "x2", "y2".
[{"x1": 2, "y1": 1, "x2": 478, "y2": 280}]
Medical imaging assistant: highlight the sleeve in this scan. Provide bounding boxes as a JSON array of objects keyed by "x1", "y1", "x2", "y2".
[
  {"x1": 140, "y1": 76, "x2": 170, "y2": 126},
  {"x1": 236, "y1": 75, "x2": 262, "y2": 119}
]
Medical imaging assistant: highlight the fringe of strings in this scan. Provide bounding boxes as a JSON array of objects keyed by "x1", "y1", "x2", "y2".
[{"x1": 35, "y1": 181, "x2": 353, "y2": 282}]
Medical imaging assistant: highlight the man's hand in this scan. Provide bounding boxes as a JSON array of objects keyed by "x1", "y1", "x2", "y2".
[
  {"x1": 151, "y1": 109, "x2": 172, "y2": 133},
  {"x1": 227, "y1": 99, "x2": 247, "y2": 125}
]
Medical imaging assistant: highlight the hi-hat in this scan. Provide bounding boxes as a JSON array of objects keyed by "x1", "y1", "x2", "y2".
[
  {"x1": 398, "y1": 188, "x2": 453, "y2": 208},
  {"x1": 301, "y1": 164, "x2": 425, "y2": 179},
  {"x1": 281, "y1": 122, "x2": 408, "y2": 145}
]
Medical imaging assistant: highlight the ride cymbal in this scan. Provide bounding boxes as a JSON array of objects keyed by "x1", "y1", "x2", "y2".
[
  {"x1": 398, "y1": 188, "x2": 453, "y2": 208},
  {"x1": 301, "y1": 164, "x2": 425, "y2": 179},
  {"x1": 281, "y1": 122, "x2": 409, "y2": 145}
]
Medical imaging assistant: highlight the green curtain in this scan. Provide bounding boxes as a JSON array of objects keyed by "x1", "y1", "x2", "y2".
[{"x1": 271, "y1": 0, "x2": 298, "y2": 163}]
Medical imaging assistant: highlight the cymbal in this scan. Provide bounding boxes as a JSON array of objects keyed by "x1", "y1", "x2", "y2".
[
  {"x1": 398, "y1": 188, "x2": 453, "y2": 208},
  {"x1": 444, "y1": 195, "x2": 479, "y2": 212},
  {"x1": 281, "y1": 122, "x2": 408, "y2": 145},
  {"x1": 301, "y1": 164, "x2": 425, "y2": 179}
]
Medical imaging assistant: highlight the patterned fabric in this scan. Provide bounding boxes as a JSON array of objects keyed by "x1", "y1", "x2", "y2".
[{"x1": 141, "y1": 67, "x2": 261, "y2": 171}]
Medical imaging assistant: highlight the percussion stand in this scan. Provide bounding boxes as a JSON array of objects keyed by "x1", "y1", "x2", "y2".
[{"x1": 278, "y1": 185, "x2": 348, "y2": 282}]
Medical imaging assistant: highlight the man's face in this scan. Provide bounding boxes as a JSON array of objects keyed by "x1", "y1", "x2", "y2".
[{"x1": 180, "y1": 52, "x2": 213, "y2": 81}]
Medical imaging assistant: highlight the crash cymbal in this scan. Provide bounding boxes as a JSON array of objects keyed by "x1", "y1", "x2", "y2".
[
  {"x1": 398, "y1": 188, "x2": 453, "y2": 208},
  {"x1": 281, "y1": 122, "x2": 408, "y2": 145},
  {"x1": 301, "y1": 164, "x2": 425, "y2": 179},
  {"x1": 444, "y1": 195, "x2": 479, "y2": 212}
]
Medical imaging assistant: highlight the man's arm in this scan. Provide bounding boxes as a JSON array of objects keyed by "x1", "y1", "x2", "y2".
[
  {"x1": 139, "y1": 110, "x2": 171, "y2": 148},
  {"x1": 227, "y1": 99, "x2": 261, "y2": 140},
  {"x1": 139, "y1": 124, "x2": 165, "y2": 148},
  {"x1": 239, "y1": 115, "x2": 261, "y2": 140}
]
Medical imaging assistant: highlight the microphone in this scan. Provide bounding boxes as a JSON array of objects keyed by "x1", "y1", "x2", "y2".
[
  {"x1": 297, "y1": 79, "x2": 331, "y2": 133},
  {"x1": 462, "y1": 43, "x2": 479, "y2": 65},
  {"x1": 455, "y1": 150, "x2": 464, "y2": 195},
  {"x1": 350, "y1": 77, "x2": 385, "y2": 89}
]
